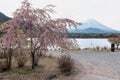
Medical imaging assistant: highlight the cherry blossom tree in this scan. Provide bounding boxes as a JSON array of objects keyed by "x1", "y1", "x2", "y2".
[
  {"x1": 108, "y1": 36, "x2": 120, "y2": 49},
  {"x1": 0, "y1": 20, "x2": 26, "y2": 69},
  {"x1": 1, "y1": 21, "x2": 15, "y2": 69},
  {"x1": 9, "y1": 0, "x2": 79, "y2": 69}
]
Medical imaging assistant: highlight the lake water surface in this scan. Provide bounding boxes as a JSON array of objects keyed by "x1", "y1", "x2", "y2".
[{"x1": 75, "y1": 38, "x2": 111, "y2": 49}]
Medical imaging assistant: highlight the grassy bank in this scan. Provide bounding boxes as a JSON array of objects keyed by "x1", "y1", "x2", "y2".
[{"x1": 0, "y1": 55, "x2": 77, "y2": 80}]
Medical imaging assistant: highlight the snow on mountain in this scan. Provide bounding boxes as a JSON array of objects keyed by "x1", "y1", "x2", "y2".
[{"x1": 68, "y1": 19, "x2": 120, "y2": 34}]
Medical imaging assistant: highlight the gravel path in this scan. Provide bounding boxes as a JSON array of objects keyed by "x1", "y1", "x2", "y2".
[
  {"x1": 48, "y1": 51, "x2": 120, "y2": 80},
  {"x1": 69, "y1": 51, "x2": 120, "y2": 80}
]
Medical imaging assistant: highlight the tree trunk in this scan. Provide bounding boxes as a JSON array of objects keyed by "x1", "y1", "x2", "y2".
[
  {"x1": 111, "y1": 44, "x2": 115, "y2": 52},
  {"x1": 31, "y1": 51, "x2": 35, "y2": 69},
  {"x1": 30, "y1": 37, "x2": 36, "y2": 69},
  {"x1": 8, "y1": 48, "x2": 12, "y2": 70}
]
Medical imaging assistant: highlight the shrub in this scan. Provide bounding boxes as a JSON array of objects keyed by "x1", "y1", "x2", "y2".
[
  {"x1": 34, "y1": 50, "x2": 47, "y2": 66},
  {"x1": 16, "y1": 56, "x2": 27, "y2": 67},
  {"x1": 0, "y1": 51, "x2": 6, "y2": 59},
  {"x1": 96, "y1": 46, "x2": 100, "y2": 51},
  {"x1": 0, "y1": 60, "x2": 8, "y2": 72},
  {"x1": 37, "y1": 49, "x2": 47, "y2": 57},
  {"x1": 34, "y1": 55, "x2": 39, "y2": 66},
  {"x1": 58, "y1": 55, "x2": 74, "y2": 75},
  {"x1": 14, "y1": 49, "x2": 27, "y2": 67}
]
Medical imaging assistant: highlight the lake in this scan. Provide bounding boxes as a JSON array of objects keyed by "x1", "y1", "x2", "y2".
[
  {"x1": 48, "y1": 38, "x2": 111, "y2": 50},
  {"x1": 75, "y1": 38, "x2": 111, "y2": 49}
]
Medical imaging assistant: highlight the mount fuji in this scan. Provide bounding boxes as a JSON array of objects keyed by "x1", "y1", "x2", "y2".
[{"x1": 68, "y1": 19, "x2": 120, "y2": 34}]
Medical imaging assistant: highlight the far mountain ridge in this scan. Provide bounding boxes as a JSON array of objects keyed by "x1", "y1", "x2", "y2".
[{"x1": 0, "y1": 12, "x2": 11, "y2": 23}]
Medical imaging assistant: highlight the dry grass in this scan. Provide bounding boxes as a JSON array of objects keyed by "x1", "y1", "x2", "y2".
[
  {"x1": 0, "y1": 55, "x2": 77, "y2": 80},
  {"x1": 58, "y1": 55, "x2": 74, "y2": 75}
]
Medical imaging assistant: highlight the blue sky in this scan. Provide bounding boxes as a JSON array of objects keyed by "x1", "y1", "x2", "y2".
[{"x1": 0, "y1": 0, "x2": 120, "y2": 30}]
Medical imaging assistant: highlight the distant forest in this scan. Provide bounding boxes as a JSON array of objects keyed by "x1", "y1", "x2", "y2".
[{"x1": 68, "y1": 33, "x2": 120, "y2": 38}]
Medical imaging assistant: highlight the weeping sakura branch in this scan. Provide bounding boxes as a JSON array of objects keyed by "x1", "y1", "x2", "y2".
[{"x1": 2, "y1": 0, "x2": 79, "y2": 69}]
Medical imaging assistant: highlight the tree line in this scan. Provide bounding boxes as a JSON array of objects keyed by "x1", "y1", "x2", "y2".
[{"x1": 68, "y1": 33, "x2": 120, "y2": 38}]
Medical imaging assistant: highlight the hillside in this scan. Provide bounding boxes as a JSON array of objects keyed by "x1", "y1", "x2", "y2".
[{"x1": 0, "y1": 12, "x2": 11, "y2": 23}]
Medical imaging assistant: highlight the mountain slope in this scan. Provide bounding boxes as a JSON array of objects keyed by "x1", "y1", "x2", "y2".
[
  {"x1": 68, "y1": 19, "x2": 120, "y2": 34},
  {"x1": 0, "y1": 12, "x2": 11, "y2": 23},
  {"x1": 79, "y1": 28, "x2": 105, "y2": 33}
]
